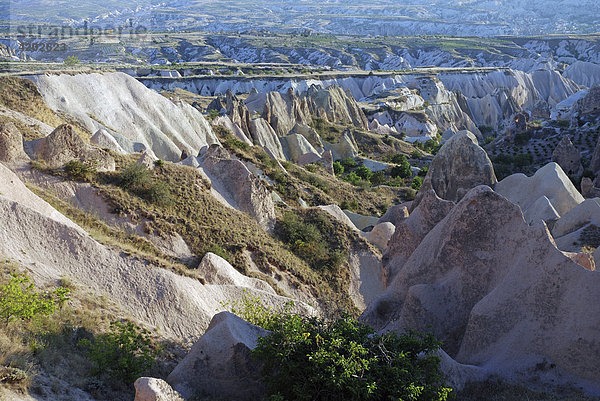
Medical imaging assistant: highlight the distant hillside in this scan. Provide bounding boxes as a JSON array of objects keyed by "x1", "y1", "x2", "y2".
[{"x1": 5, "y1": 0, "x2": 600, "y2": 37}]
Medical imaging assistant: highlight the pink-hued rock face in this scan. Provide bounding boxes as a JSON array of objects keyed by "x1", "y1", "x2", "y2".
[
  {"x1": 383, "y1": 190, "x2": 455, "y2": 284},
  {"x1": 167, "y1": 312, "x2": 269, "y2": 401},
  {"x1": 413, "y1": 130, "x2": 497, "y2": 208},
  {"x1": 28, "y1": 124, "x2": 115, "y2": 171},
  {"x1": 0, "y1": 122, "x2": 29, "y2": 163},
  {"x1": 363, "y1": 185, "x2": 600, "y2": 394},
  {"x1": 551, "y1": 135, "x2": 583, "y2": 176}
]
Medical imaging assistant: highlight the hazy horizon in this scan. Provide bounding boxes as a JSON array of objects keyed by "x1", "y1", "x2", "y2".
[{"x1": 4, "y1": 0, "x2": 600, "y2": 37}]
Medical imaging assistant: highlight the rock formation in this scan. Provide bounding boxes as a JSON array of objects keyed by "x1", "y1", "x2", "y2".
[
  {"x1": 137, "y1": 150, "x2": 156, "y2": 169},
  {"x1": 167, "y1": 312, "x2": 268, "y2": 401},
  {"x1": 574, "y1": 86, "x2": 600, "y2": 116},
  {"x1": 495, "y1": 162, "x2": 584, "y2": 217},
  {"x1": 413, "y1": 130, "x2": 496, "y2": 207},
  {"x1": 262, "y1": 89, "x2": 312, "y2": 137},
  {"x1": 383, "y1": 190, "x2": 455, "y2": 283},
  {"x1": 199, "y1": 145, "x2": 276, "y2": 231},
  {"x1": 212, "y1": 115, "x2": 253, "y2": 145},
  {"x1": 32, "y1": 72, "x2": 220, "y2": 161},
  {"x1": 28, "y1": 124, "x2": 115, "y2": 171},
  {"x1": 280, "y1": 133, "x2": 321, "y2": 163},
  {"x1": 342, "y1": 210, "x2": 380, "y2": 231},
  {"x1": 324, "y1": 130, "x2": 359, "y2": 160},
  {"x1": 551, "y1": 198, "x2": 600, "y2": 239},
  {"x1": 347, "y1": 249, "x2": 386, "y2": 311},
  {"x1": 580, "y1": 176, "x2": 600, "y2": 198},
  {"x1": 0, "y1": 163, "x2": 309, "y2": 340},
  {"x1": 226, "y1": 89, "x2": 252, "y2": 137},
  {"x1": 377, "y1": 204, "x2": 410, "y2": 226},
  {"x1": 248, "y1": 118, "x2": 286, "y2": 160},
  {"x1": 0, "y1": 122, "x2": 29, "y2": 163},
  {"x1": 551, "y1": 136, "x2": 583, "y2": 176},
  {"x1": 361, "y1": 222, "x2": 395, "y2": 251},
  {"x1": 304, "y1": 85, "x2": 368, "y2": 130},
  {"x1": 317, "y1": 204, "x2": 359, "y2": 231},
  {"x1": 197, "y1": 252, "x2": 275, "y2": 293},
  {"x1": 363, "y1": 186, "x2": 600, "y2": 394},
  {"x1": 90, "y1": 128, "x2": 127, "y2": 154},
  {"x1": 134, "y1": 378, "x2": 183, "y2": 401}
]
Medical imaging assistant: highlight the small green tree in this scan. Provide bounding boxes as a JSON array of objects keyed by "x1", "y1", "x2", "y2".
[
  {"x1": 64, "y1": 160, "x2": 97, "y2": 181},
  {"x1": 345, "y1": 171, "x2": 362, "y2": 186},
  {"x1": 79, "y1": 321, "x2": 159, "y2": 384},
  {"x1": 253, "y1": 313, "x2": 453, "y2": 401},
  {"x1": 390, "y1": 155, "x2": 412, "y2": 179},
  {"x1": 340, "y1": 157, "x2": 358, "y2": 170},
  {"x1": 117, "y1": 163, "x2": 172, "y2": 206},
  {"x1": 333, "y1": 161, "x2": 344, "y2": 175},
  {"x1": 64, "y1": 55, "x2": 80, "y2": 66},
  {"x1": 0, "y1": 273, "x2": 70, "y2": 326},
  {"x1": 412, "y1": 176, "x2": 423, "y2": 190},
  {"x1": 370, "y1": 171, "x2": 386, "y2": 185},
  {"x1": 355, "y1": 166, "x2": 373, "y2": 182}
]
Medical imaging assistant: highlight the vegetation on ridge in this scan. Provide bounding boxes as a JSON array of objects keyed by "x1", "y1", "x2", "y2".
[{"x1": 229, "y1": 293, "x2": 453, "y2": 401}]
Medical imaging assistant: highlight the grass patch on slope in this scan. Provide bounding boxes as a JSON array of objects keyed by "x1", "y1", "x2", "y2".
[
  {"x1": 65, "y1": 154, "x2": 359, "y2": 315},
  {"x1": 27, "y1": 183, "x2": 187, "y2": 274}
]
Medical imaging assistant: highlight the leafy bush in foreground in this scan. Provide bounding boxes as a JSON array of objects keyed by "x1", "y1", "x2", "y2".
[
  {"x1": 252, "y1": 312, "x2": 452, "y2": 401},
  {"x1": 0, "y1": 272, "x2": 70, "y2": 326},
  {"x1": 79, "y1": 321, "x2": 160, "y2": 384}
]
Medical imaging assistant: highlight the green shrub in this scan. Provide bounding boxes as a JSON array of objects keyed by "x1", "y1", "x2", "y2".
[
  {"x1": 415, "y1": 139, "x2": 441, "y2": 155},
  {"x1": 557, "y1": 119, "x2": 570, "y2": 128},
  {"x1": 253, "y1": 313, "x2": 453, "y2": 401},
  {"x1": 203, "y1": 244, "x2": 231, "y2": 262},
  {"x1": 207, "y1": 109, "x2": 220, "y2": 121},
  {"x1": 482, "y1": 135, "x2": 496, "y2": 145},
  {"x1": 513, "y1": 132, "x2": 530, "y2": 145},
  {"x1": 479, "y1": 125, "x2": 494, "y2": 136},
  {"x1": 387, "y1": 153, "x2": 408, "y2": 165},
  {"x1": 0, "y1": 273, "x2": 70, "y2": 326},
  {"x1": 418, "y1": 166, "x2": 429, "y2": 177},
  {"x1": 117, "y1": 163, "x2": 172, "y2": 206},
  {"x1": 492, "y1": 153, "x2": 513, "y2": 164},
  {"x1": 306, "y1": 164, "x2": 318, "y2": 173},
  {"x1": 340, "y1": 200, "x2": 359, "y2": 211},
  {"x1": 412, "y1": 176, "x2": 423, "y2": 191},
  {"x1": 79, "y1": 321, "x2": 159, "y2": 384},
  {"x1": 390, "y1": 157, "x2": 412, "y2": 179},
  {"x1": 275, "y1": 211, "x2": 346, "y2": 272},
  {"x1": 370, "y1": 171, "x2": 386, "y2": 186},
  {"x1": 345, "y1": 171, "x2": 362, "y2": 186},
  {"x1": 582, "y1": 169, "x2": 595, "y2": 179},
  {"x1": 513, "y1": 153, "x2": 533, "y2": 167},
  {"x1": 118, "y1": 163, "x2": 152, "y2": 188},
  {"x1": 64, "y1": 55, "x2": 79, "y2": 66},
  {"x1": 355, "y1": 166, "x2": 373, "y2": 182},
  {"x1": 340, "y1": 157, "x2": 358, "y2": 170},
  {"x1": 333, "y1": 161, "x2": 344, "y2": 175},
  {"x1": 224, "y1": 137, "x2": 250, "y2": 152},
  {"x1": 411, "y1": 150, "x2": 422, "y2": 159},
  {"x1": 64, "y1": 160, "x2": 97, "y2": 181}
]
